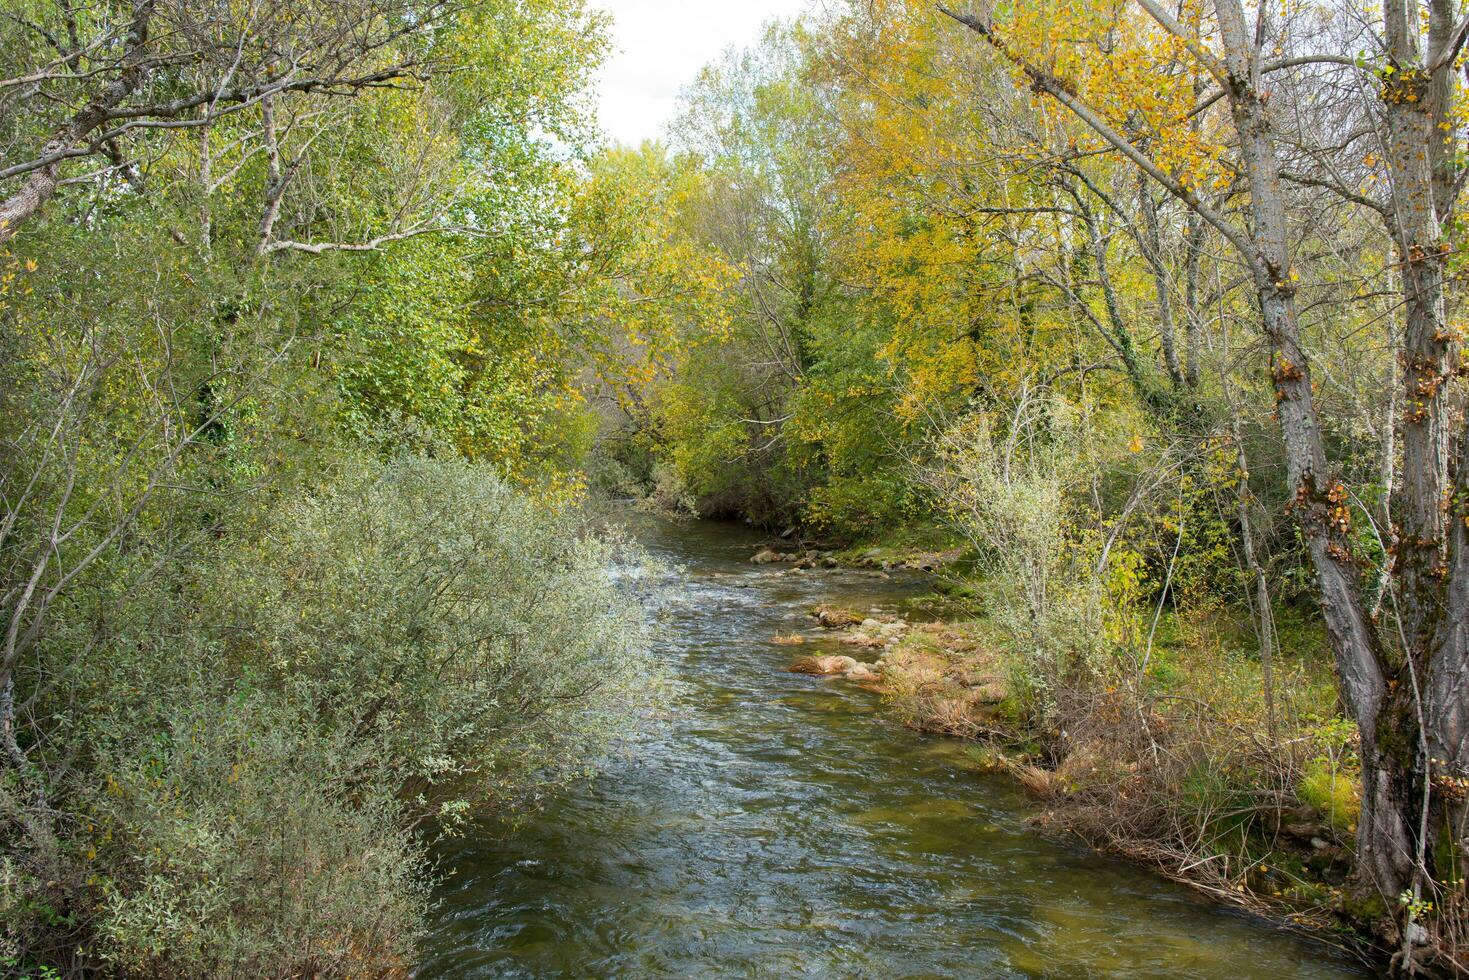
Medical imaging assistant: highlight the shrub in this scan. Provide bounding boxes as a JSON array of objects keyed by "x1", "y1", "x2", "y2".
[
  {"x1": 210, "y1": 454, "x2": 658, "y2": 812},
  {"x1": 9, "y1": 454, "x2": 658, "y2": 976},
  {"x1": 922, "y1": 397, "x2": 1105, "y2": 722},
  {"x1": 91, "y1": 698, "x2": 426, "y2": 978}
]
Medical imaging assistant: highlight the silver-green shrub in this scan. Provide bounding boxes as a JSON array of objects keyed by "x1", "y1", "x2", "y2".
[
  {"x1": 11, "y1": 455, "x2": 656, "y2": 977},
  {"x1": 209, "y1": 455, "x2": 657, "y2": 813},
  {"x1": 92, "y1": 697, "x2": 427, "y2": 977},
  {"x1": 924, "y1": 395, "x2": 1105, "y2": 721}
]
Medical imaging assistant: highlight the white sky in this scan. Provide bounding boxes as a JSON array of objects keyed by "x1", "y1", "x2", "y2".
[{"x1": 593, "y1": 0, "x2": 813, "y2": 147}]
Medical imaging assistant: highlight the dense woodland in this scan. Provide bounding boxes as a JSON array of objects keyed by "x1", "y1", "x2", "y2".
[{"x1": 3, "y1": 0, "x2": 1469, "y2": 975}]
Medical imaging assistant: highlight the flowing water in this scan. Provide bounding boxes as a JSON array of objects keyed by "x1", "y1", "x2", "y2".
[{"x1": 418, "y1": 512, "x2": 1370, "y2": 978}]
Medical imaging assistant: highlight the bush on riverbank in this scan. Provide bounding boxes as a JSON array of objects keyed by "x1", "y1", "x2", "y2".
[{"x1": 3, "y1": 456, "x2": 656, "y2": 977}]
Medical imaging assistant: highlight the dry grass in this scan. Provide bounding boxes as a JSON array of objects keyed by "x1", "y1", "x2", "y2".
[{"x1": 876, "y1": 623, "x2": 1010, "y2": 738}]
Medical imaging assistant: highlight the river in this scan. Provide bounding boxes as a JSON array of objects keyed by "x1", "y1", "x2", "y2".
[{"x1": 417, "y1": 511, "x2": 1370, "y2": 978}]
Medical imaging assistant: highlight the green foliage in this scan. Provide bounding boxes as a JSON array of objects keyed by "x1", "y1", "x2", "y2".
[
  {"x1": 923, "y1": 400, "x2": 1109, "y2": 721},
  {"x1": 90, "y1": 699, "x2": 427, "y2": 977},
  {"x1": 1299, "y1": 757, "x2": 1362, "y2": 836},
  {"x1": 9, "y1": 456, "x2": 655, "y2": 976},
  {"x1": 212, "y1": 455, "x2": 656, "y2": 806},
  {"x1": 0, "y1": 0, "x2": 673, "y2": 972},
  {"x1": 803, "y1": 472, "x2": 923, "y2": 541}
]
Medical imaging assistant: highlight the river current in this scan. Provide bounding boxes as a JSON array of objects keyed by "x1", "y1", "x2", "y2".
[{"x1": 417, "y1": 511, "x2": 1369, "y2": 978}]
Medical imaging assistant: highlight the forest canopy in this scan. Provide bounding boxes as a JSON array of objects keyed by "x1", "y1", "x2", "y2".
[{"x1": 5, "y1": 0, "x2": 1469, "y2": 975}]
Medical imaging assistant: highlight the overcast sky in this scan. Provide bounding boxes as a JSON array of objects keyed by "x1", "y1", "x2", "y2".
[{"x1": 593, "y1": 0, "x2": 812, "y2": 147}]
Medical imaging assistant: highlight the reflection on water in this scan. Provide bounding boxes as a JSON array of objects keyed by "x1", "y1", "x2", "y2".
[{"x1": 418, "y1": 511, "x2": 1369, "y2": 978}]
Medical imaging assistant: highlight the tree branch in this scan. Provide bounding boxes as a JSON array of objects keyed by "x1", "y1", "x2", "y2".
[{"x1": 936, "y1": 4, "x2": 1263, "y2": 277}]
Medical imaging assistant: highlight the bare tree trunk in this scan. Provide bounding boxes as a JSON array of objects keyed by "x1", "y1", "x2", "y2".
[
  {"x1": 1371, "y1": 348, "x2": 1398, "y2": 619},
  {"x1": 1370, "y1": 3, "x2": 1466, "y2": 956},
  {"x1": 1072, "y1": 185, "x2": 1149, "y2": 392},
  {"x1": 1136, "y1": 170, "x2": 1184, "y2": 389},
  {"x1": 1182, "y1": 211, "x2": 1205, "y2": 389},
  {"x1": 199, "y1": 128, "x2": 213, "y2": 257},
  {"x1": 1429, "y1": 421, "x2": 1469, "y2": 872},
  {"x1": 1381, "y1": 0, "x2": 1451, "y2": 655},
  {"x1": 1210, "y1": 0, "x2": 1412, "y2": 905}
]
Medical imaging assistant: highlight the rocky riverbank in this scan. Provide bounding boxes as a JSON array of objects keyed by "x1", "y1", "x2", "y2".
[{"x1": 749, "y1": 541, "x2": 963, "y2": 574}]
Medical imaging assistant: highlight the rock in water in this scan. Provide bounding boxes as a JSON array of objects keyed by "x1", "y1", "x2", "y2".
[
  {"x1": 813, "y1": 604, "x2": 860, "y2": 628},
  {"x1": 787, "y1": 655, "x2": 860, "y2": 675}
]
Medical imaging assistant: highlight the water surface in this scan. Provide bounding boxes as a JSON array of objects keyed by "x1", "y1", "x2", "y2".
[{"x1": 419, "y1": 512, "x2": 1368, "y2": 978}]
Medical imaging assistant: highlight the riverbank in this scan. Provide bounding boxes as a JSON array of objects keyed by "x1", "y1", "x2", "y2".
[{"x1": 756, "y1": 545, "x2": 1389, "y2": 971}]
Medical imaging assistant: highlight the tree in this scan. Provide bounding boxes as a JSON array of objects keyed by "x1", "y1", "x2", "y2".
[
  {"x1": 938, "y1": 0, "x2": 1467, "y2": 962},
  {"x1": 0, "y1": 0, "x2": 487, "y2": 244}
]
